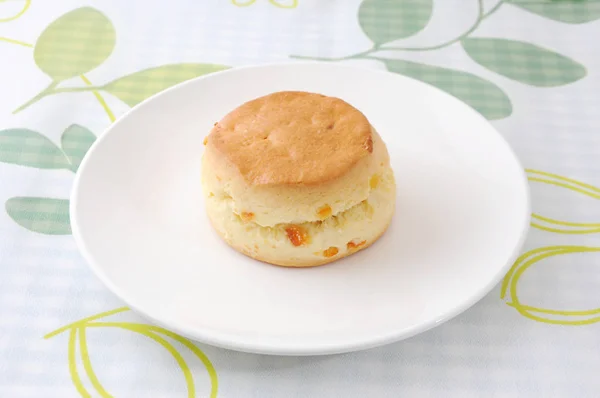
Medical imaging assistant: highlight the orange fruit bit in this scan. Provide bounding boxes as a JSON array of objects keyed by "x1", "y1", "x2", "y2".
[
  {"x1": 323, "y1": 247, "x2": 339, "y2": 257},
  {"x1": 369, "y1": 174, "x2": 380, "y2": 189},
  {"x1": 285, "y1": 224, "x2": 309, "y2": 247},
  {"x1": 203, "y1": 136, "x2": 208, "y2": 145},
  {"x1": 240, "y1": 212, "x2": 254, "y2": 222},
  {"x1": 317, "y1": 204, "x2": 332, "y2": 219},
  {"x1": 347, "y1": 240, "x2": 366, "y2": 250}
]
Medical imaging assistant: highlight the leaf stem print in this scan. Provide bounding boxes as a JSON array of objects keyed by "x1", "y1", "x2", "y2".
[
  {"x1": 45, "y1": 307, "x2": 218, "y2": 398},
  {"x1": 4, "y1": 6, "x2": 229, "y2": 119},
  {"x1": 0, "y1": 31, "x2": 117, "y2": 122},
  {"x1": 288, "y1": 0, "x2": 512, "y2": 120},
  {"x1": 12, "y1": 79, "x2": 117, "y2": 122},
  {"x1": 289, "y1": 0, "x2": 591, "y2": 120},
  {"x1": 12, "y1": 81, "x2": 58, "y2": 114},
  {"x1": 12, "y1": 63, "x2": 230, "y2": 112},
  {"x1": 79, "y1": 75, "x2": 116, "y2": 122},
  {"x1": 501, "y1": 246, "x2": 600, "y2": 325},
  {"x1": 290, "y1": 0, "x2": 499, "y2": 61},
  {"x1": 384, "y1": 0, "x2": 491, "y2": 52},
  {"x1": 9, "y1": 73, "x2": 116, "y2": 121},
  {"x1": 0, "y1": 36, "x2": 31, "y2": 46}
]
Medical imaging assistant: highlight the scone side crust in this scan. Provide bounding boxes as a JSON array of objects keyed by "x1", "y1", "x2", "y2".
[
  {"x1": 210, "y1": 217, "x2": 392, "y2": 268},
  {"x1": 203, "y1": 165, "x2": 396, "y2": 268},
  {"x1": 207, "y1": 91, "x2": 373, "y2": 186}
]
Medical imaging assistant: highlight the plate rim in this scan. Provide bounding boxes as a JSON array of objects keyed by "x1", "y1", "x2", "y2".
[{"x1": 70, "y1": 61, "x2": 532, "y2": 356}]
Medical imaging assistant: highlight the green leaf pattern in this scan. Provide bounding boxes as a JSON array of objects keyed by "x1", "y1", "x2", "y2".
[
  {"x1": 289, "y1": 0, "x2": 594, "y2": 120},
  {"x1": 5, "y1": 197, "x2": 71, "y2": 235},
  {"x1": 508, "y1": 0, "x2": 600, "y2": 24},
  {"x1": 461, "y1": 38, "x2": 586, "y2": 87},
  {"x1": 34, "y1": 7, "x2": 115, "y2": 81},
  {"x1": 383, "y1": 59, "x2": 512, "y2": 120},
  {"x1": 358, "y1": 0, "x2": 433, "y2": 46},
  {"x1": 103, "y1": 64, "x2": 230, "y2": 107},
  {"x1": 61, "y1": 124, "x2": 96, "y2": 172},
  {"x1": 0, "y1": 128, "x2": 70, "y2": 169}
]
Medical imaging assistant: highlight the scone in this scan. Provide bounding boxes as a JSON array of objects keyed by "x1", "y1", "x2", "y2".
[{"x1": 201, "y1": 91, "x2": 396, "y2": 267}]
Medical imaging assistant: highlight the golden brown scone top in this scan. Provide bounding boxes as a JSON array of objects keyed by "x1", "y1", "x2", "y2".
[{"x1": 207, "y1": 91, "x2": 373, "y2": 186}]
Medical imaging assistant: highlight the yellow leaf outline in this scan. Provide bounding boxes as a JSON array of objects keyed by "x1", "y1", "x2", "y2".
[
  {"x1": 231, "y1": 0, "x2": 257, "y2": 6},
  {"x1": 231, "y1": 0, "x2": 298, "y2": 8},
  {"x1": 68, "y1": 328, "x2": 92, "y2": 398},
  {"x1": 46, "y1": 308, "x2": 218, "y2": 398},
  {"x1": 527, "y1": 169, "x2": 600, "y2": 234},
  {"x1": 79, "y1": 327, "x2": 112, "y2": 397},
  {"x1": 269, "y1": 0, "x2": 298, "y2": 9},
  {"x1": 0, "y1": 0, "x2": 30, "y2": 23},
  {"x1": 501, "y1": 246, "x2": 600, "y2": 325}
]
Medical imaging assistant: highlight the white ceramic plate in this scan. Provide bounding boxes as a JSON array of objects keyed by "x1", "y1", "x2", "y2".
[{"x1": 71, "y1": 63, "x2": 530, "y2": 356}]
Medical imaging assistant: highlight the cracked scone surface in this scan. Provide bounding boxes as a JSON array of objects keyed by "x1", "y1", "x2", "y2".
[{"x1": 202, "y1": 91, "x2": 396, "y2": 267}]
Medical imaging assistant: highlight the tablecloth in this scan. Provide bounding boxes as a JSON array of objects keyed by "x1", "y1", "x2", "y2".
[{"x1": 1, "y1": 0, "x2": 600, "y2": 397}]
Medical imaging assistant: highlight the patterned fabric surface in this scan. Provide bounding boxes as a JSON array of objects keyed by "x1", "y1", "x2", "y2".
[{"x1": 1, "y1": 0, "x2": 600, "y2": 397}]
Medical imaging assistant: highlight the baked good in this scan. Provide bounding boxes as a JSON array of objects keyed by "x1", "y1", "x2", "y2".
[{"x1": 201, "y1": 91, "x2": 396, "y2": 267}]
